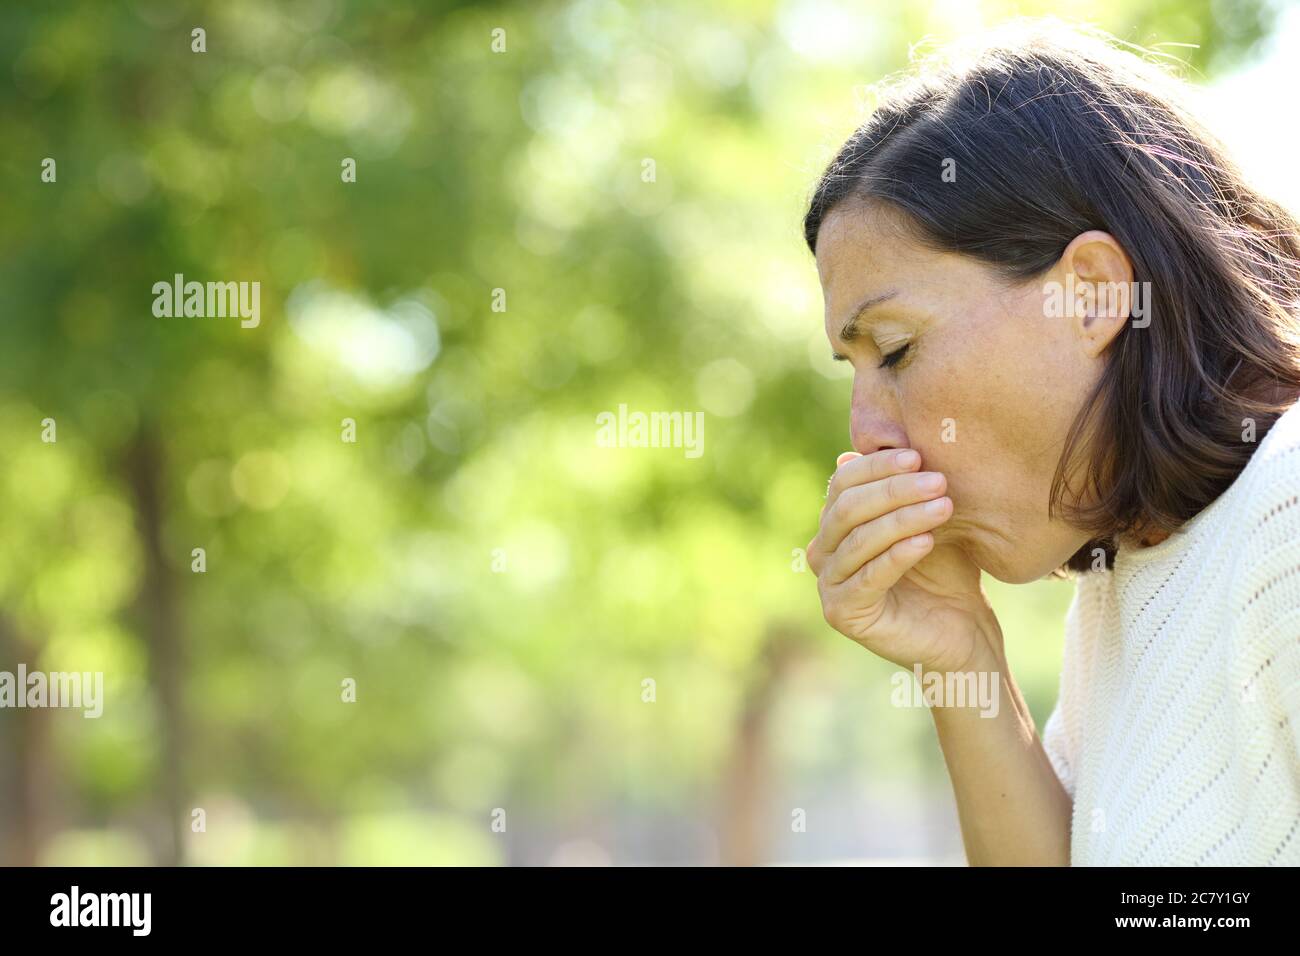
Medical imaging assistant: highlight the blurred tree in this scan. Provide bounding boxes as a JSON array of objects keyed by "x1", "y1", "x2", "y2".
[{"x1": 0, "y1": 0, "x2": 1278, "y2": 864}]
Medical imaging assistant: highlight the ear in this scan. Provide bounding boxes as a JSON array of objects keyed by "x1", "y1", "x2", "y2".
[{"x1": 1057, "y1": 230, "x2": 1134, "y2": 358}]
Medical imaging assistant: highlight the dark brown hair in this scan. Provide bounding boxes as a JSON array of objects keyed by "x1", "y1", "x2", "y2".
[{"x1": 803, "y1": 22, "x2": 1300, "y2": 572}]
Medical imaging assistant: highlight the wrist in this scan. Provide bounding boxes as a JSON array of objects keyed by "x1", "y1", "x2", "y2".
[
  {"x1": 969, "y1": 610, "x2": 1007, "y2": 671},
  {"x1": 924, "y1": 614, "x2": 1011, "y2": 725}
]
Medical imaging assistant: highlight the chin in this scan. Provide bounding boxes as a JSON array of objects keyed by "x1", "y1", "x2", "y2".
[{"x1": 961, "y1": 538, "x2": 1060, "y2": 585}]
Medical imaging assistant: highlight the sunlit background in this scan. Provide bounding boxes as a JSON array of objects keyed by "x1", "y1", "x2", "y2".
[{"x1": 2, "y1": 0, "x2": 1296, "y2": 865}]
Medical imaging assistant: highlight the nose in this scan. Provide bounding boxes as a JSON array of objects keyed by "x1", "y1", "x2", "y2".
[{"x1": 849, "y1": 377, "x2": 908, "y2": 457}]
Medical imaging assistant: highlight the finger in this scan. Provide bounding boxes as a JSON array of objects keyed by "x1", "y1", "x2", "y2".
[
  {"x1": 816, "y1": 470, "x2": 947, "y2": 557},
  {"x1": 825, "y1": 452, "x2": 861, "y2": 500},
  {"x1": 828, "y1": 531, "x2": 936, "y2": 609},
  {"x1": 821, "y1": 495, "x2": 952, "y2": 585},
  {"x1": 806, "y1": 536, "x2": 823, "y2": 576},
  {"x1": 825, "y1": 448, "x2": 921, "y2": 515}
]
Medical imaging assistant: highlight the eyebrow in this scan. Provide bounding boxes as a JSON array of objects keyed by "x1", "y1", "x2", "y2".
[{"x1": 837, "y1": 290, "x2": 899, "y2": 345}]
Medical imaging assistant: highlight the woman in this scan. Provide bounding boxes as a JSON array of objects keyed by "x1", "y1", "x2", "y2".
[{"x1": 802, "y1": 22, "x2": 1300, "y2": 865}]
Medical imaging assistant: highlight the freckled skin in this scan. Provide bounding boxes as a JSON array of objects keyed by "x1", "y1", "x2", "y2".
[{"x1": 815, "y1": 200, "x2": 1103, "y2": 583}]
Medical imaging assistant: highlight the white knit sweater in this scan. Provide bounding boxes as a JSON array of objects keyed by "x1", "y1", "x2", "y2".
[{"x1": 1041, "y1": 401, "x2": 1300, "y2": 865}]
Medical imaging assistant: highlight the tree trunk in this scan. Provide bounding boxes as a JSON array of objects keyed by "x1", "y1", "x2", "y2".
[
  {"x1": 717, "y1": 628, "x2": 802, "y2": 866},
  {"x1": 0, "y1": 615, "x2": 56, "y2": 865},
  {"x1": 123, "y1": 424, "x2": 187, "y2": 866}
]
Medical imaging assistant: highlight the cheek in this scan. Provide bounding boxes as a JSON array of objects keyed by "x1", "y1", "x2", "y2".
[
  {"x1": 899, "y1": 367, "x2": 962, "y2": 485},
  {"x1": 899, "y1": 340, "x2": 1006, "y2": 504}
]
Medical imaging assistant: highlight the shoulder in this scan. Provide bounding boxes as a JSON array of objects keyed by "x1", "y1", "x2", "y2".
[
  {"x1": 1222, "y1": 403, "x2": 1300, "y2": 738},
  {"x1": 1228, "y1": 401, "x2": 1300, "y2": 598},
  {"x1": 1246, "y1": 399, "x2": 1300, "y2": 487}
]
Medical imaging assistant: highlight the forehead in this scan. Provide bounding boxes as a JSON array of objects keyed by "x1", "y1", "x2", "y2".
[
  {"x1": 815, "y1": 200, "x2": 920, "y2": 288},
  {"x1": 813, "y1": 200, "x2": 980, "y2": 320}
]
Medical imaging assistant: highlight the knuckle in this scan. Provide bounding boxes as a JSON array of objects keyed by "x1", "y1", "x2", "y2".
[
  {"x1": 843, "y1": 522, "x2": 868, "y2": 556},
  {"x1": 834, "y1": 485, "x2": 862, "y2": 521},
  {"x1": 870, "y1": 450, "x2": 895, "y2": 481},
  {"x1": 821, "y1": 599, "x2": 844, "y2": 630},
  {"x1": 856, "y1": 549, "x2": 883, "y2": 583},
  {"x1": 885, "y1": 473, "x2": 907, "y2": 507},
  {"x1": 825, "y1": 496, "x2": 844, "y2": 528},
  {"x1": 865, "y1": 455, "x2": 881, "y2": 477},
  {"x1": 876, "y1": 542, "x2": 901, "y2": 573}
]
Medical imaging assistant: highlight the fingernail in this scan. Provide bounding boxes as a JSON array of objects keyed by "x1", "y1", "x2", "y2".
[
  {"x1": 917, "y1": 473, "x2": 944, "y2": 492},
  {"x1": 896, "y1": 450, "x2": 920, "y2": 468},
  {"x1": 925, "y1": 497, "x2": 950, "y2": 514}
]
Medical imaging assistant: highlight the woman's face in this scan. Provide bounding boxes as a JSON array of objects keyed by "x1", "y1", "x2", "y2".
[{"x1": 814, "y1": 200, "x2": 1115, "y2": 583}]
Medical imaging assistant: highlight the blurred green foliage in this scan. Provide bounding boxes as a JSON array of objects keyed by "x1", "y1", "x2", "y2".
[{"x1": 0, "y1": 0, "x2": 1280, "y2": 864}]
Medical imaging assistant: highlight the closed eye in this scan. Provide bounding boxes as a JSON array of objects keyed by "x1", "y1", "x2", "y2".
[{"x1": 878, "y1": 343, "x2": 910, "y2": 369}]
